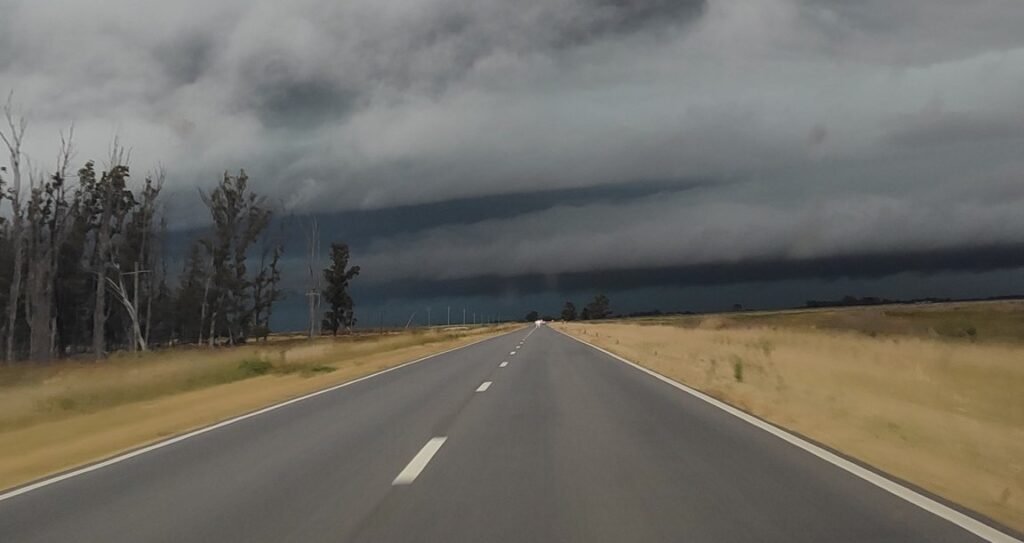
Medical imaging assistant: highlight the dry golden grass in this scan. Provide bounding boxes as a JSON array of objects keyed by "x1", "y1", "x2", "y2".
[
  {"x1": 556, "y1": 306, "x2": 1024, "y2": 532},
  {"x1": 625, "y1": 300, "x2": 1024, "y2": 344},
  {"x1": 0, "y1": 325, "x2": 517, "y2": 491}
]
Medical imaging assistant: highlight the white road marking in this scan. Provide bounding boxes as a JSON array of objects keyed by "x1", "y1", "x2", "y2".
[
  {"x1": 476, "y1": 381, "x2": 492, "y2": 392},
  {"x1": 392, "y1": 437, "x2": 447, "y2": 486},
  {"x1": 0, "y1": 329, "x2": 527, "y2": 503},
  {"x1": 499, "y1": 362, "x2": 508, "y2": 368},
  {"x1": 510, "y1": 351, "x2": 516, "y2": 355},
  {"x1": 556, "y1": 329, "x2": 1022, "y2": 543}
]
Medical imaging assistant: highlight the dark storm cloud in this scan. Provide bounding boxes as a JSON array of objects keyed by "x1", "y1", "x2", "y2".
[
  {"x1": 289, "y1": 178, "x2": 712, "y2": 248},
  {"x1": 244, "y1": 73, "x2": 358, "y2": 129},
  {"x1": 163, "y1": 177, "x2": 714, "y2": 289},
  {"x1": 2, "y1": 0, "x2": 1024, "y2": 300},
  {"x1": 354, "y1": 243, "x2": 1024, "y2": 300}
]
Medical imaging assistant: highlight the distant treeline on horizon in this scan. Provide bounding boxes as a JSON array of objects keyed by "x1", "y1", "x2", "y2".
[
  {"x1": 610, "y1": 293, "x2": 1024, "y2": 320},
  {"x1": 803, "y1": 294, "x2": 1024, "y2": 309}
]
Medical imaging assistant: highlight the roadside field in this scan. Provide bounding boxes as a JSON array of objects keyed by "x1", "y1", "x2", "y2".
[
  {"x1": 0, "y1": 325, "x2": 516, "y2": 491},
  {"x1": 555, "y1": 301, "x2": 1024, "y2": 531}
]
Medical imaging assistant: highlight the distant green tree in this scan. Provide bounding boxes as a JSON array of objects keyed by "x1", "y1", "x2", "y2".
[
  {"x1": 525, "y1": 310, "x2": 539, "y2": 322},
  {"x1": 579, "y1": 307, "x2": 591, "y2": 321},
  {"x1": 322, "y1": 242, "x2": 360, "y2": 335},
  {"x1": 584, "y1": 294, "x2": 611, "y2": 320},
  {"x1": 560, "y1": 301, "x2": 577, "y2": 321}
]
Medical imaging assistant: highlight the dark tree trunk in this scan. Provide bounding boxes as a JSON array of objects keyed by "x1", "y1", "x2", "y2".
[
  {"x1": 5, "y1": 222, "x2": 23, "y2": 362},
  {"x1": 27, "y1": 268, "x2": 52, "y2": 362},
  {"x1": 93, "y1": 207, "x2": 111, "y2": 359}
]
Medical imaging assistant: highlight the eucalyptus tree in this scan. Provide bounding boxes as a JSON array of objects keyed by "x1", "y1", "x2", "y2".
[
  {"x1": 322, "y1": 242, "x2": 360, "y2": 335},
  {"x1": 198, "y1": 170, "x2": 273, "y2": 344}
]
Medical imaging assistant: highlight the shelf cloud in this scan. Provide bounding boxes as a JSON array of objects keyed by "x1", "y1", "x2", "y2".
[{"x1": 3, "y1": 0, "x2": 1024, "y2": 302}]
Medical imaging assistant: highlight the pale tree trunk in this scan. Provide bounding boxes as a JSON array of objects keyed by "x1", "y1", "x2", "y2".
[
  {"x1": 108, "y1": 272, "x2": 147, "y2": 352},
  {"x1": 208, "y1": 311, "x2": 216, "y2": 347},
  {"x1": 105, "y1": 272, "x2": 146, "y2": 352},
  {"x1": 1, "y1": 97, "x2": 27, "y2": 363},
  {"x1": 130, "y1": 263, "x2": 140, "y2": 353}
]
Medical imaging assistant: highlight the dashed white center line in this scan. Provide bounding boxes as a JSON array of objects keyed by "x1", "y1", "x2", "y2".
[
  {"x1": 510, "y1": 351, "x2": 516, "y2": 355},
  {"x1": 476, "y1": 381, "x2": 492, "y2": 392},
  {"x1": 392, "y1": 437, "x2": 447, "y2": 486},
  {"x1": 499, "y1": 361, "x2": 508, "y2": 368}
]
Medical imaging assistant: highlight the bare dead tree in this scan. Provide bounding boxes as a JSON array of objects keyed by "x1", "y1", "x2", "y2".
[
  {"x1": 24, "y1": 128, "x2": 78, "y2": 361},
  {"x1": 1, "y1": 94, "x2": 28, "y2": 362}
]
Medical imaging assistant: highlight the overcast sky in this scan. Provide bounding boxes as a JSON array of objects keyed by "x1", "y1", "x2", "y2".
[{"x1": 3, "y1": 0, "x2": 1024, "y2": 321}]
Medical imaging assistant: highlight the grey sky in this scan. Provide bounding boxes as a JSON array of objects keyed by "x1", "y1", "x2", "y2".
[{"x1": 2, "y1": 0, "x2": 1023, "y2": 307}]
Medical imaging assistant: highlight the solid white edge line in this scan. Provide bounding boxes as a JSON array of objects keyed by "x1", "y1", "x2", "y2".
[
  {"x1": 555, "y1": 328, "x2": 1021, "y2": 543},
  {"x1": 392, "y1": 437, "x2": 447, "y2": 485},
  {"x1": 0, "y1": 327, "x2": 528, "y2": 503},
  {"x1": 476, "y1": 381, "x2": 492, "y2": 392}
]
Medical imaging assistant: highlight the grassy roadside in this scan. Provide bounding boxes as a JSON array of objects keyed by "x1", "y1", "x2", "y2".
[
  {"x1": 0, "y1": 325, "x2": 517, "y2": 491},
  {"x1": 555, "y1": 302, "x2": 1024, "y2": 532}
]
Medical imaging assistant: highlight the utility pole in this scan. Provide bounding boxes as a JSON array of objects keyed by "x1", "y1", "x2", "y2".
[
  {"x1": 306, "y1": 219, "x2": 321, "y2": 339},
  {"x1": 463, "y1": 307, "x2": 466, "y2": 325},
  {"x1": 305, "y1": 289, "x2": 320, "y2": 338},
  {"x1": 427, "y1": 306, "x2": 431, "y2": 328},
  {"x1": 447, "y1": 306, "x2": 450, "y2": 326},
  {"x1": 132, "y1": 262, "x2": 141, "y2": 343}
]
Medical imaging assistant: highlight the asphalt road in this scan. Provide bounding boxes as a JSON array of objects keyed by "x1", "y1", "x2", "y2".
[{"x1": 0, "y1": 325, "x2": 1014, "y2": 542}]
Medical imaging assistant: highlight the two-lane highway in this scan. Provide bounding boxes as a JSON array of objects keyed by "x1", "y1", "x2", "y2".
[{"x1": 0, "y1": 325, "x2": 1015, "y2": 542}]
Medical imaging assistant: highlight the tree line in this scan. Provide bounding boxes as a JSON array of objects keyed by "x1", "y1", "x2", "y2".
[
  {"x1": 0, "y1": 98, "x2": 359, "y2": 363},
  {"x1": 524, "y1": 294, "x2": 611, "y2": 322}
]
